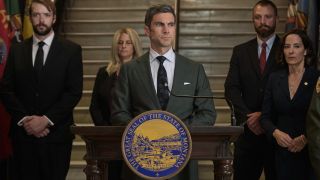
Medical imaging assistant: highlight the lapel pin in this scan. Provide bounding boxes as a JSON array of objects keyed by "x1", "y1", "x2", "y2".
[{"x1": 304, "y1": 82, "x2": 308, "y2": 86}]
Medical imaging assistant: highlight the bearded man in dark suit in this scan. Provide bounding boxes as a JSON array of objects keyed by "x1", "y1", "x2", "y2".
[
  {"x1": 111, "y1": 4, "x2": 216, "y2": 180},
  {"x1": 224, "y1": 0, "x2": 281, "y2": 179},
  {"x1": 0, "y1": 0, "x2": 83, "y2": 179}
]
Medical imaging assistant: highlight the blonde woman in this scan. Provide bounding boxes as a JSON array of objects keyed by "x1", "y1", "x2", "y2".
[
  {"x1": 90, "y1": 27, "x2": 142, "y2": 126},
  {"x1": 89, "y1": 27, "x2": 142, "y2": 179}
]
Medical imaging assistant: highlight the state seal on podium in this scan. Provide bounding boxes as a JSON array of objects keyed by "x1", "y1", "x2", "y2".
[{"x1": 122, "y1": 110, "x2": 192, "y2": 179}]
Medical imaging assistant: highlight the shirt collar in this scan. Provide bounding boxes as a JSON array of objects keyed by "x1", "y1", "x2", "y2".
[
  {"x1": 257, "y1": 34, "x2": 276, "y2": 49},
  {"x1": 32, "y1": 31, "x2": 55, "y2": 46},
  {"x1": 149, "y1": 47, "x2": 175, "y2": 63}
]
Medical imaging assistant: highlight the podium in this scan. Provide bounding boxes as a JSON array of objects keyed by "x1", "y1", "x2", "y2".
[{"x1": 71, "y1": 126, "x2": 243, "y2": 180}]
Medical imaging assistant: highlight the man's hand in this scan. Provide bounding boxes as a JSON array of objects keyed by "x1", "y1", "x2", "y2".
[
  {"x1": 33, "y1": 128, "x2": 50, "y2": 138},
  {"x1": 247, "y1": 112, "x2": 264, "y2": 135},
  {"x1": 273, "y1": 129, "x2": 293, "y2": 148},
  {"x1": 288, "y1": 135, "x2": 307, "y2": 153},
  {"x1": 23, "y1": 116, "x2": 49, "y2": 137}
]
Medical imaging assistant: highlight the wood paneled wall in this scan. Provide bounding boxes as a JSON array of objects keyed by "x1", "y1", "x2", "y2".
[{"x1": 63, "y1": 0, "x2": 288, "y2": 166}]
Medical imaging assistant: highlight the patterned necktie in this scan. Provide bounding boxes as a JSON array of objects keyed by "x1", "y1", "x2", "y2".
[
  {"x1": 157, "y1": 56, "x2": 169, "y2": 110},
  {"x1": 34, "y1": 41, "x2": 45, "y2": 79},
  {"x1": 260, "y1": 42, "x2": 267, "y2": 73}
]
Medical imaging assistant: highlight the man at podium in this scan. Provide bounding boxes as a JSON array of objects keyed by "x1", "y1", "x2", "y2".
[{"x1": 111, "y1": 4, "x2": 216, "y2": 180}]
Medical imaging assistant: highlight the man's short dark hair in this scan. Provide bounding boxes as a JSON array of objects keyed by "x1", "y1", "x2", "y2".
[
  {"x1": 144, "y1": 4, "x2": 176, "y2": 27},
  {"x1": 29, "y1": 0, "x2": 56, "y2": 16},
  {"x1": 254, "y1": 0, "x2": 278, "y2": 16}
]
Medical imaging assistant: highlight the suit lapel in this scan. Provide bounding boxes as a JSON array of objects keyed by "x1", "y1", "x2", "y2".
[
  {"x1": 41, "y1": 36, "x2": 60, "y2": 75},
  {"x1": 278, "y1": 70, "x2": 290, "y2": 100},
  {"x1": 279, "y1": 68, "x2": 314, "y2": 102},
  {"x1": 263, "y1": 36, "x2": 280, "y2": 77},
  {"x1": 248, "y1": 40, "x2": 261, "y2": 78},
  {"x1": 25, "y1": 38, "x2": 37, "y2": 86},
  {"x1": 292, "y1": 68, "x2": 312, "y2": 102},
  {"x1": 167, "y1": 54, "x2": 185, "y2": 111},
  {"x1": 249, "y1": 36, "x2": 281, "y2": 78},
  {"x1": 138, "y1": 53, "x2": 160, "y2": 108},
  {"x1": 29, "y1": 35, "x2": 61, "y2": 84}
]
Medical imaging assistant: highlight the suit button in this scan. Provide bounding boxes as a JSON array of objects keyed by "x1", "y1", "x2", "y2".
[
  {"x1": 259, "y1": 88, "x2": 263, "y2": 92},
  {"x1": 35, "y1": 93, "x2": 39, "y2": 97}
]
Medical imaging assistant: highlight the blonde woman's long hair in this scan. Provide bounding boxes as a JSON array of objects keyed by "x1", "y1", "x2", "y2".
[{"x1": 106, "y1": 28, "x2": 143, "y2": 75}]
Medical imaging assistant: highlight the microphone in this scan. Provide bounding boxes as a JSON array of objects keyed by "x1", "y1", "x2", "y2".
[{"x1": 164, "y1": 84, "x2": 237, "y2": 126}]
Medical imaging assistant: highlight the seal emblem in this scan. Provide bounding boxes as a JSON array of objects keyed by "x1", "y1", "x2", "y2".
[{"x1": 122, "y1": 110, "x2": 192, "y2": 179}]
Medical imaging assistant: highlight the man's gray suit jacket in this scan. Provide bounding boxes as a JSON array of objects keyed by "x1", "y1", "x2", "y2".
[{"x1": 111, "y1": 52, "x2": 216, "y2": 126}]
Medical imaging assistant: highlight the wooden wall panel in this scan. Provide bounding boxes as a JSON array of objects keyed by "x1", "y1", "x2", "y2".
[{"x1": 65, "y1": 1, "x2": 288, "y2": 173}]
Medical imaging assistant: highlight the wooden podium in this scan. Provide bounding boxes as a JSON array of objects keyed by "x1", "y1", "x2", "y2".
[{"x1": 71, "y1": 126, "x2": 243, "y2": 180}]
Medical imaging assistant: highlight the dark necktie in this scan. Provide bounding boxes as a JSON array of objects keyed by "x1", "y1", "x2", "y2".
[
  {"x1": 34, "y1": 41, "x2": 45, "y2": 79},
  {"x1": 260, "y1": 42, "x2": 267, "y2": 73},
  {"x1": 157, "y1": 56, "x2": 169, "y2": 110}
]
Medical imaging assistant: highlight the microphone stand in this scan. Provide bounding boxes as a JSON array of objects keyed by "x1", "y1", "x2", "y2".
[{"x1": 166, "y1": 86, "x2": 237, "y2": 126}]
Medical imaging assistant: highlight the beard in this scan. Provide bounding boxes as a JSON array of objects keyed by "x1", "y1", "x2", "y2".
[
  {"x1": 254, "y1": 24, "x2": 276, "y2": 39},
  {"x1": 33, "y1": 23, "x2": 52, "y2": 36}
]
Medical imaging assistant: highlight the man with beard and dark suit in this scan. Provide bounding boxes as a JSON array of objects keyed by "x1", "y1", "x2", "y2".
[
  {"x1": 111, "y1": 4, "x2": 216, "y2": 180},
  {"x1": 224, "y1": 0, "x2": 280, "y2": 179},
  {"x1": 0, "y1": 0, "x2": 83, "y2": 180}
]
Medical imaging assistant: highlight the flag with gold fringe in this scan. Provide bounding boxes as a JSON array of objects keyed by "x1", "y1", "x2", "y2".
[
  {"x1": 5, "y1": 0, "x2": 22, "y2": 43},
  {"x1": 286, "y1": 0, "x2": 319, "y2": 55},
  {"x1": 22, "y1": 0, "x2": 32, "y2": 40}
]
